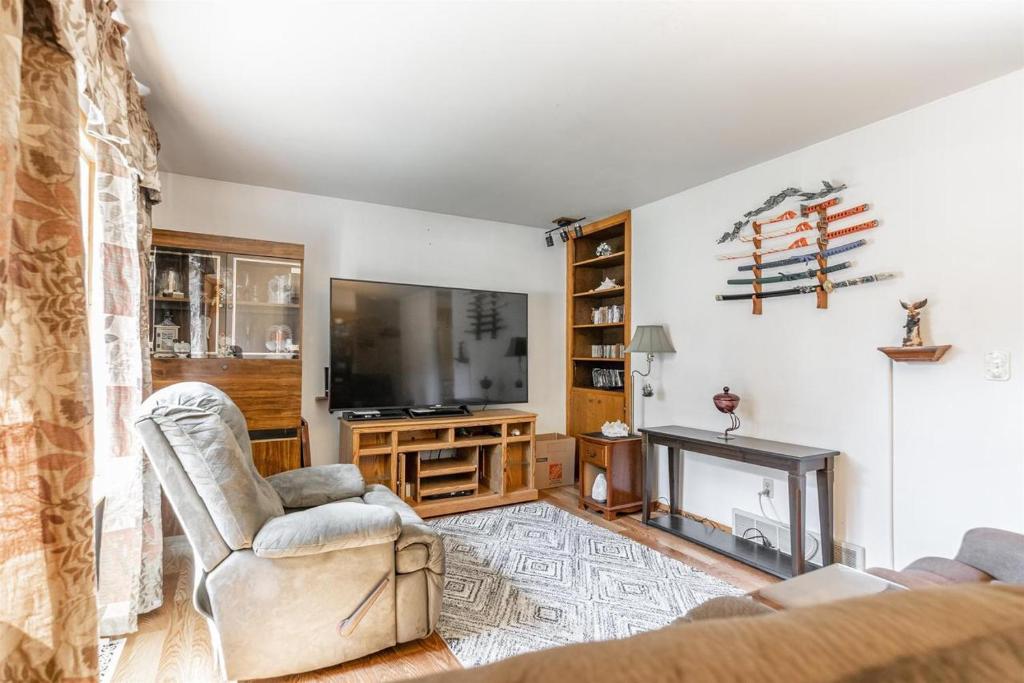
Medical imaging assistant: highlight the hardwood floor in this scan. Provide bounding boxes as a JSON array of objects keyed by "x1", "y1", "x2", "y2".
[{"x1": 112, "y1": 486, "x2": 775, "y2": 682}]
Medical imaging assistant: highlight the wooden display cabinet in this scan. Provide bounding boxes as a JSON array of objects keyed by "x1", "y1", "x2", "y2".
[
  {"x1": 340, "y1": 410, "x2": 537, "y2": 517},
  {"x1": 149, "y1": 229, "x2": 305, "y2": 477},
  {"x1": 566, "y1": 211, "x2": 632, "y2": 470}
]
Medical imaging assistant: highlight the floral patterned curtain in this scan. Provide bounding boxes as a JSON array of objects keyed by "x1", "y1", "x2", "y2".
[
  {"x1": 93, "y1": 142, "x2": 163, "y2": 636},
  {"x1": 62, "y1": 0, "x2": 164, "y2": 638},
  {"x1": 1, "y1": 0, "x2": 162, "y2": 676},
  {"x1": 0, "y1": 0, "x2": 98, "y2": 679}
]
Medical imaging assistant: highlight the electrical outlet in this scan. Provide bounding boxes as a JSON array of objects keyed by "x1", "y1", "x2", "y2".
[
  {"x1": 761, "y1": 478, "x2": 774, "y2": 499},
  {"x1": 985, "y1": 350, "x2": 1010, "y2": 381}
]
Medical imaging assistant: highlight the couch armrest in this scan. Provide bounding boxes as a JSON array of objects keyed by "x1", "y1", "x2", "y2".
[
  {"x1": 266, "y1": 464, "x2": 366, "y2": 508},
  {"x1": 252, "y1": 502, "x2": 401, "y2": 558}
]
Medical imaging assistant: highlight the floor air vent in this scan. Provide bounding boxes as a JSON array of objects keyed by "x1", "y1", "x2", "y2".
[{"x1": 732, "y1": 508, "x2": 865, "y2": 569}]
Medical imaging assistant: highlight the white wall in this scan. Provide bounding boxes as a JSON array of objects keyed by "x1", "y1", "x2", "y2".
[
  {"x1": 153, "y1": 173, "x2": 565, "y2": 464},
  {"x1": 632, "y1": 71, "x2": 1024, "y2": 568}
]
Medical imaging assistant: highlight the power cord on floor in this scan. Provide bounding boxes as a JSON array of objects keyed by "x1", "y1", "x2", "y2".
[
  {"x1": 759, "y1": 489, "x2": 820, "y2": 561},
  {"x1": 742, "y1": 527, "x2": 774, "y2": 549},
  {"x1": 652, "y1": 497, "x2": 717, "y2": 531}
]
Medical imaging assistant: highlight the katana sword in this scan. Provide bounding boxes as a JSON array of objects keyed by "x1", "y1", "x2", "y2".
[
  {"x1": 757, "y1": 209, "x2": 799, "y2": 227},
  {"x1": 718, "y1": 219, "x2": 878, "y2": 260},
  {"x1": 738, "y1": 204, "x2": 870, "y2": 243},
  {"x1": 716, "y1": 181, "x2": 847, "y2": 244},
  {"x1": 726, "y1": 261, "x2": 852, "y2": 286},
  {"x1": 716, "y1": 272, "x2": 896, "y2": 301},
  {"x1": 737, "y1": 238, "x2": 867, "y2": 271}
]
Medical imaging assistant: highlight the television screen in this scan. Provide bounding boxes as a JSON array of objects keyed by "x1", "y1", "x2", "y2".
[{"x1": 329, "y1": 278, "x2": 528, "y2": 411}]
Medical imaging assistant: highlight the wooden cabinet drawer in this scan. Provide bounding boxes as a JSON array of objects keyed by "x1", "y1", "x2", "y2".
[
  {"x1": 581, "y1": 441, "x2": 608, "y2": 468},
  {"x1": 152, "y1": 357, "x2": 301, "y2": 430}
]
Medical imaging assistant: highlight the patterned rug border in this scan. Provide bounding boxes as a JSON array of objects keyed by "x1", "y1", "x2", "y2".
[{"x1": 426, "y1": 501, "x2": 742, "y2": 668}]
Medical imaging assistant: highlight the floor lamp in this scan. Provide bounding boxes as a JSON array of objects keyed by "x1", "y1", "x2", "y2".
[{"x1": 625, "y1": 325, "x2": 676, "y2": 434}]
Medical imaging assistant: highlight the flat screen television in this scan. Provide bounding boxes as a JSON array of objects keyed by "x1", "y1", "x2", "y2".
[{"x1": 329, "y1": 278, "x2": 528, "y2": 412}]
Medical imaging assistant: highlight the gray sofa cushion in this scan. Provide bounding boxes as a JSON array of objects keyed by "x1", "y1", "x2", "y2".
[
  {"x1": 905, "y1": 557, "x2": 993, "y2": 583},
  {"x1": 252, "y1": 502, "x2": 402, "y2": 558},
  {"x1": 267, "y1": 464, "x2": 366, "y2": 508},
  {"x1": 143, "y1": 386, "x2": 284, "y2": 550},
  {"x1": 956, "y1": 527, "x2": 1024, "y2": 583}
]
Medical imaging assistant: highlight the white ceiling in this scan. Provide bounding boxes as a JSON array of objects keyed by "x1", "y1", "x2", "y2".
[{"x1": 122, "y1": 0, "x2": 1023, "y2": 227}]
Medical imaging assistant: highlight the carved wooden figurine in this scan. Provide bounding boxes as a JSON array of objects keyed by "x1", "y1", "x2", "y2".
[{"x1": 900, "y1": 298, "x2": 928, "y2": 347}]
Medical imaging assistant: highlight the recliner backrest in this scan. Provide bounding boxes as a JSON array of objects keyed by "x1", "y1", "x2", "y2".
[{"x1": 135, "y1": 382, "x2": 284, "y2": 570}]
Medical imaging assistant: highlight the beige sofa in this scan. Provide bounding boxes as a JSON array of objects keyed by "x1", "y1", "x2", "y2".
[
  {"x1": 135, "y1": 382, "x2": 444, "y2": 680},
  {"x1": 415, "y1": 583, "x2": 1024, "y2": 682}
]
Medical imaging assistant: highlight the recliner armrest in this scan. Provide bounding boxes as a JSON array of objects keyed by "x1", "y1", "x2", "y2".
[
  {"x1": 252, "y1": 502, "x2": 401, "y2": 558},
  {"x1": 266, "y1": 464, "x2": 366, "y2": 508}
]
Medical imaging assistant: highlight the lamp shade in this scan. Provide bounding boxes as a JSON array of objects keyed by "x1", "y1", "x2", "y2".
[
  {"x1": 625, "y1": 325, "x2": 675, "y2": 354},
  {"x1": 504, "y1": 336, "x2": 528, "y2": 357}
]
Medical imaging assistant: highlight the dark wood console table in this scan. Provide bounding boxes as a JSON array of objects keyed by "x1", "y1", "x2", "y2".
[{"x1": 639, "y1": 425, "x2": 838, "y2": 579}]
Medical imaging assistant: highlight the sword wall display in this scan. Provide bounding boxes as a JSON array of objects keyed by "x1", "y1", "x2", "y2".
[
  {"x1": 716, "y1": 183, "x2": 893, "y2": 314},
  {"x1": 726, "y1": 261, "x2": 852, "y2": 286},
  {"x1": 738, "y1": 203, "x2": 869, "y2": 243},
  {"x1": 718, "y1": 219, "x2": 878, "y2": 260},
  {"x1": 737, "y1": 238, "x2": 867, "y2": 271},
  {"x1": 715, "y1": 272, "x2": 896, "y2": 301},
  {"x1": 715, "y1": 180, "x2": 847, "y2": 244}
]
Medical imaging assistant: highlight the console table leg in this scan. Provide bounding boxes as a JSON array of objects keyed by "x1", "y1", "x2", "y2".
[
  {"x1": 817, "y1": 460, "x2": 835, "y2": 565},
  {"x1": 788, "y1": 472, "x2": 806, "y2": 575},
  {"x1": 642, "y1": 433, "x2": 652, "y2": 523},
  {"x1": 667, "y1": 447, "x2": 679, "y2": 514}
]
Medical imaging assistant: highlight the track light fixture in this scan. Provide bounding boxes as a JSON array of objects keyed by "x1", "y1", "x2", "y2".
[{"x1": 543, "y1": 216, "x2": 587, "y2": 247}]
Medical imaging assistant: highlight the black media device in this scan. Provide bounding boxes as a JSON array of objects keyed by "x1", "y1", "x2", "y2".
[{"x1": 329, "y1": 278, "x2": 528, "y2": 418}]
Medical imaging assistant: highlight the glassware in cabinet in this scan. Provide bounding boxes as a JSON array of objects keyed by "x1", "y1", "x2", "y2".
[{"x1": 227, "y1": 255, "x2": 301, "y2": 359}]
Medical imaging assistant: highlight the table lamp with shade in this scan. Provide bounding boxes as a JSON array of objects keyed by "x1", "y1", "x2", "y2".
[
  {"x1": 625, "y1": 325, "x2": 675, "y2": 432},
  {"x1": 504, "y1": 336, "x2": 527, "y2": 388}
]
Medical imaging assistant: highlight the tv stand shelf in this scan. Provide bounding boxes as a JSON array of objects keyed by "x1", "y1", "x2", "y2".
[{"x1": 340, "y1": 409, "x2": 537, "y2": 517}]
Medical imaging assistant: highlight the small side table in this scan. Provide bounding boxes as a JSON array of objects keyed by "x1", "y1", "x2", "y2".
[{"x1": 578, "y1": 432, "x2": 642, "y2": 520}]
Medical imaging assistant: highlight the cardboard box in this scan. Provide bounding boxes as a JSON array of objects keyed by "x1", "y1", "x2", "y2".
[{"x1": 534, "y1": 433, "x2": 576, "y2": 489}]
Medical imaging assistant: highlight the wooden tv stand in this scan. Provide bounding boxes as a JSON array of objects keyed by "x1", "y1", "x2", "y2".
[{"x1": 339, "y1": 409, "x2": 538, "y2": 518}]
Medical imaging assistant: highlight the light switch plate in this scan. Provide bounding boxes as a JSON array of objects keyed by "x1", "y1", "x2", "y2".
[{"x1": 984, "y1": 350, "x2": 1010, "y2": 381}]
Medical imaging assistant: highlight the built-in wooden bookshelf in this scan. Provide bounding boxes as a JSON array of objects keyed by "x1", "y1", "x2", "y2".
[
  {"x1": 565, "y1": 211, "x2": 632, "y2": 450},
  {"x1": 339, "y1": 409, "x2": 537, "y2": 517}
]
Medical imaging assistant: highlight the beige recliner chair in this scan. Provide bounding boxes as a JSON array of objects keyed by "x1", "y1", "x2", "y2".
[{"x1": 134, "y1": 382, "x2": 444, "y2": 680}]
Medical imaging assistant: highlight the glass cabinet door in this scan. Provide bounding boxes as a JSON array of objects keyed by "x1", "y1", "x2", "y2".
[
  {"x1": 151, "y1": 248, "x2": 223, "y2": 358},
  {"x1": 227, "y1": 255, "x2": 301, "y2": 359}
]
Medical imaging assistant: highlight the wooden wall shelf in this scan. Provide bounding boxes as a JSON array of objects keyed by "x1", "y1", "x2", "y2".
[
  {"x1": 878, "y1": 345, "x2": 952, "y2": 362},
  {"x1": 573, "y1": 251, "x2": 626, "y2": 268},
  {"x1": 573, "y1": 286, "x2": 626, "y2": 298}
]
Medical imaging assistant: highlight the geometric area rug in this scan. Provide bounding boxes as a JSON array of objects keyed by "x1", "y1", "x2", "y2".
[{"x1": 426, "y1": 501, "x2": 742, "y2": 668}]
